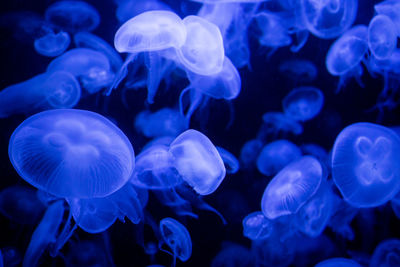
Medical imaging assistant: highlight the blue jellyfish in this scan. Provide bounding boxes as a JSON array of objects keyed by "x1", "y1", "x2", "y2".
[
  {"x1": 261, "y1": 156, "x2": 323, "y2": 219},
  {"x1": 159, "y1": 217, "x2": 192, "y2": 265},
  {"x1": 216, "y1": 146, "x2": 240, "y2": 174},
  {"x1": 242, "y1": 211, "x2": 274, "y2": 240},
  {"x1": 260, "y1": 112, "x2": 303, "y2": 138},
  {"x1": 0, "y1": 71, "x2": 81, "y2": 118},
  {"x1": 327, "y1": 194, "x2": 358, "y2": 240},
  {"x1": 65, "y1": 239, "x2": 112, "y2": 267},
  {"x1": 300, "y1": 0, "x2": 358, "y2": 39},
  {"x1": 34, "y1": 31, "x2": 70, "y2": 57},
  {"x1": 282, "y1": 86, "x2": 324, "y2": 121},
  {"x1": 169, "y1": 129, "x2": 226, "y2": 195},
  {"x1": 44, "y1": 1, "x2": 100, "y2": 33},
  {"x1": 370, "y1": 239, "x2": 400, "y2": 267},
  {"x1": 0, "y1": 247, "x2": 21, "y2": 267},
  {"x1": 47, "y1": 48, "x2": 114, "y2": 94},
  {"x1": 210, "y1": 242, "x2": 254, "y2": 267},
  {"x1": 279, "y1": 59, "x2": 318, "y2": 84},
  {"x1": 314, "y1": 257, "x2": 362, "y2": 267},
  {"x1": 331, "y1": 122, "x2": 400, "y2": 207},
  {"x1": 374, "y1": 0, "x2": 400, "y2": 37},
  {"x1": 256, "y1": 139, "x2": 302, "y2": 177},
  {"x1": 239, "y1": 139, "x2": 264, "y2": 169},
  {"x1": 368, "y1": 15, "x2": 397, "y2": 60},
  {"x1": 9, "y1": 109, "x2": 135, "y2": 199},
  {"x1": 134, "y1": 108, "x2": 188, "y2": 138}
]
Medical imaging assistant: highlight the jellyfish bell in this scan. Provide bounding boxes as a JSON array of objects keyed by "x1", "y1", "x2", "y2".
[
  {"x1": 374, "y1": 0, "x2": 400, "y2": 37},
  {"x1": 34, "y1": 31, "x2": 70, "y2": 57},
  {"x1": 242, "y1": 211, "x2": 274, "y2": 241},
  {"x1": 8, "y1": 109, "x2": 135, "y2": 199},
  {"x1": 331, "y1": 122, "x2": 400, "y2": 207},
  {"x1": 370, "y1": 239, "x2": 400, "y2": 267},
  {"x1": 368, "y1": 14, "x2": 397, "y2": 60},
  {"x1": 314, "y1": 257, "x2": 362, "y2": 267}
]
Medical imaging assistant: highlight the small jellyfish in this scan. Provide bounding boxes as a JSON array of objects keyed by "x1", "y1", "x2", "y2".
[
  {"x1": 177, "y1": 15, "x2": 225, "y2": 75},
  {"x1": 368, "y1": 15, "x2": 397, "y2": 60},
  {"x1": 9, "y1": 109, "x2": 135, "y2": 199},
  {"x1": 261, "y1": 156, "x2": 323, "y2": 219},
  {"x1": 216, "y1": 146, "x2": 240, "y2": 174},
  {"x1": 331, "y1": 122, "x2": 400, "y2": 207},
  {"x1": 0, "y1": 71, "x2": 81, "y2": 118},
  {"x1": 314, "y1": 257, "x2": 362, "y2": 267},
  {"x1": 370, "y1": 239, "x2": 400, "y2": 267},
  {"x1": 242, "y1": 211, "x2": 274, "y2": 240},
  {"x1": 34, "y1": 31, "x2": 70, "y2": 57},
  {"x1": 239, "y1": 139, "x2": 264, "y2": 169},
  {"x1": 301, "y1": 0, "x2": 358, "y2": 39},
  {"x1": 256, "y1": 139, "x2": 302, "y2": 177},
  {"x1": 374, "y1": 0, "x2": 400, "y2": 37},
  {"x1": 260, "y1": 112, "x2": 303, "y2": 138},
  {"x1": 45, "y1": 1, "x2": 100, "y2": 33},
  {"x1": 279, "y1": 59, "x2": 318, "y2": 84},
  {"x1": 169, "y1": 129, "x2": 226, "y2": 195},
  {"x1": 159, "y1": 218, "x2": 192, "y2": 264},
  {"x1": 282, "y1": 86, "x2": 324, "y2": 122}
]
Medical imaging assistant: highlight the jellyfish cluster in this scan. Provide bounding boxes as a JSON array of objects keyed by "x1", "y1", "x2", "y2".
[{"x1": 1, "y1": 0, "x2": 400, "y2": 266}]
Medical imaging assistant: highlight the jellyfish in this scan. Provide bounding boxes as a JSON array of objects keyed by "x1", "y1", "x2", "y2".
[
  {"x1": 242, "y1": 211, "x2": 274, "y2": 240},
  {"x1": 368, "y1": 15, "x2": 397, "y2": 60},
  {"x1": 177, "y1": 15, "x2": 225, "y2": 75},
  {"x1": 331, "y1": 122, "x2": 400, "y2": 207},
  {"x1": 44, "y1": 1, "x2": 100, "y2": 33},
  {"x1": 278, "y1": 59, "x2": 318, "y2": 84},
  {"x1": 0, "y1": 71, "x2": 81, "y2": 118},
  {"x1": 259, "y1": 112, "x2": 303, "y2": 139},
  {"x1": 34, "y1": 31, "x2": 70, "y2": 57},
  {"x1": 239, "y1": 139, "x2": 264, "y2": 169},
  {"x1": 325, "y1": 25, "x2": 368, "y2": 91},
  {"x1": 300, "y1": 0, "x2": 358, "y2": 39},
  {"x1": 327, "y1": 194, "x2": 358, "y2": 240},
  {"x1": 370, "y1": 239, "x2": 400, "y2": 267},
  {"x1": 256, "y1": 139, "x2": 302, "y2": 177},
  {"x1": 0, "y1": 185, "x2": 45, "y2": 225},
  {"x1": 1, "y1": 247, "x2": 21, "y2": 267},
  {"x1": 374, "y1": 0, "x2": 400, "y2": 37},
  {"x1": 261, "y1": 156, "x2": 323, "y2": 219},
  {"x1": 314, "y1": 257, "x2": 362, "y2": 267},
  {"x1": 47, "y1": 48, "x2": 114, "y2": 94},
  {"x1": 134, "y1": 108, "x2": 188, "y2": 138},
  {"x1": 169, "y1": 129, "x2": 226, "y2": 195},
  {"x1": 216, "y1": 146, "x2": 240, "y2": 174},
  {"x1": 159, "y1": 217, "x2": 192, "y2": 265},
  {"x1": 9, "y1": 109, "x2": 135, "y2": 199},
  {"x1": 210, "y1": 242, "x2": 254, "y2": 267},
  {"x1": 65, "y1": 239, "x2": 111, "y2": 267}
]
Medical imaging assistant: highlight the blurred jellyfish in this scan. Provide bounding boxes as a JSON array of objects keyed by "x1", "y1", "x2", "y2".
[
  {"x1": 260, "y1": 112, "x2": 303, "y2": 138},
  {"x1": 314, "y1": 257, "x2": 362, "y2": 267},
  {"x1": 0, "y1": 185, "x2": 45, "y2": 225},
  {"x1": 282, "y1": 86, "x2": 324, "y2": 121},
  {"x1": 216, "y1": 146, "x2": 239, "y2": 174},
  {"x1": 239, "y1": 139, "x2": 264, "y2": 169},
  {"x1": 115, "y1": 0, "x2": 172, "y2": 23},
  {"x1": 370, "y1": 239, "x2": 400, "y2": 267},
  {"x1": 368, "y1": 15, "x2": 397, "y2": 60},
  {"x1": 9, "y1": 109, "x2": 135, "y2": 199},
  {"x1": 210, "y1": 242, "x2": 254, "y2": 267},
  {"x1": 331, "y1": 122, "x2": 400, "y2": 207},
  {"x1": 261, "y1": 156, "x2": 323, "y2": 219},
  {"x1": 242, "y1": 211, "x2": 274, "y2": 240},
  {"x1": 45, "y1": 1, "x2": 100, "y2": 33},
  {"x1": 47, "y1": 48, "x2": 114, "y2": 94},
  {"x1": 279, "y1": 59, "x2": 318, "y2": 84},
  {"x1": 1, "y1": 247, "x2": 21, "y2": 267},
  {"x1": 34, "y1": 31, "x2": 70, "y2": 57},
  {"x1": 65, "y1": 239, "x2": 111, "y2": 267},
  {"x1": 391, "y1": 192, "x2": 400, "y2": 219},
  {"x1": 159, "y1": 218, "x2": 192, "y2": 265},
  {"x1": 374, "y1": 0, "x2": 400, "y2": 37},
  {"x1": 256, "y1": 139, "x2": 302, "y2": 177},
  {"x1": 134, "y1": 108, "x2": 188, "y2": 138},
  {"x1": 327, "y1": 194, "x2": 358, "y2": 240},
  {"x1": 0, "y1": 71, "x2": 81, "y2": 118},
  {"x1": 169, "y1": 129, "x2": 226, "y2": 195},
  {"x1": 301, "y1": 0, "x2": 358, "y2": 39}
]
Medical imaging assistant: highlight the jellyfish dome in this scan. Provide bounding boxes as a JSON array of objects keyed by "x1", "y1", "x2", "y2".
[
  {"x1": 114, "y1": 10, "x2": 187, "y2": 53},
  {"x1": 169, "y1": 129, "x2": 226, "y2": 195},
  {"x1": 261, "y1": 156, "x2": 323, "y2": 219},
  {"x1": 374, "y1": 0, "x2": 400, "y2": 37},
  {"x1": 282, "y1": 86, "x2": 324, "y2": 122},
  {"x1": 242, "y1": 211, "x2": 273, "y2": 240},
  {"x1": 370, "y1": 238, "x2": 400, "y2": 267},
  {"x1": 34, "y1": 31, "x2": 70, "y2": 57},
  {"x1": 331, "y1": 122, "x2": 400, "y2": 207},
  {"x1": 9, "y1": 109, "x2": 135, "y2": 199},
  {"x1": 368, "y1": 14, "x2": 397, "y2": 60},
  {"x1": 314, "y1": 257, "x2": 362, "y2": 267}
]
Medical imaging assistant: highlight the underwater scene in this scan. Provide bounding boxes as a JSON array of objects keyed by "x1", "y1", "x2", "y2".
[{"x1": 0, "y1": 0, "x2": 400, "y2": 266}]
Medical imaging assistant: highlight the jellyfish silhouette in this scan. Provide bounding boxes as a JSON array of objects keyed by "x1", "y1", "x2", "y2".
[
  {"x1": 331, "y1": 122, "x2": 400, "y2": 207},
  {"x1": 34, "y1": 31, "x2": 70, "y2": 57},
  {"x1": 314, "y1": 257, "x2": 362, "y2": 267},
  {"x1": 242, "y1": 211, "x2": 274, "y2": 240},
  {"x1": 370, "y1": 239, "x2": 400, "y2": 267},
  {"x1": 239, "y1": 139, "x2": 264, "y2": 169},
  {"x1": 279, "y1": 59, "x2": 318, "y2": 84},
  {"x1": 368, "y1": 15, "x2": 397, "y2": 60},
  {"x1": 216, "y1": 146, "x2": 240, "y2": 174},
  {"x1": 0, "y1": 71, "x2": 81, "y2": 118},
  {"x1": 260, "y1": 112, "x2": 303, "y2": 138},
  {"x1": 374, "y1": 0, "x2": 400, "y2": 37},
  {"x1": 261, "y1": 156, "x2": 323, "y2": 219}
]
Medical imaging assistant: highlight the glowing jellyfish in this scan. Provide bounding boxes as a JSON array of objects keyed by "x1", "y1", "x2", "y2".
[
  {"x1": 159, "y1": 217, "x2": 192, "y2": 263},
  {"x1": 375, "y1": 0, "x2": 400, "y2": 37},
  {"x1": 9, "y1": 109, "x2": 135, "y2": 199},
  {"x1": 177, "y1": 15, "x2": 224, "y2": 75},
  {"x1": 44, "y1": 1, "x2": 100, "y2": 33},
  {"x1": 370, "y1": 239, "x2": 400, "y2": 267},
  {"x1": 315, "y1": 257, "x2": 362, "y2": 267},
  {"x1": 0, "y1": 71, "x2": 81, "y2": 118},
  {"x1": 301, "y1": 0, "x2": 358, "y2": 39},
  {"x1": 331, "y1": 122, "x2": 400, "y2": 207},
  {"x1": 134, "y1": 108, "x2": 188, "y2": 138},
  {"x1": 279, "y1": 59, "x2": 318, "y2": 83},
  {"x1": 368, "y1": 15, "x2": 397, "y2": 60},
  {"x1": 242, "y1": 211, "x2": 273, "y2": 240},
  {"x1": 34, "y1": 31, "x2": 70, "y2": 57},
  {"x1": 169, "y1": 129, "x2": 226, "y2": 195},
  {"x1": 47, "y1": 48, "x2": 114, "y2": 94},
  {"x1": 216, "y1": 146, "x2": 239, "y2": 174},
  {"x1": 261, "y1": 112, "x2": 303, "y2": 137},
  {"x1": 261, "y1": 156, "x2": 323, "y2": 219},
  {"x1": 256, "y1": 140, "x2": 302, "y2": 177},
  {"x1": 282, "y1": 86, "x2": 324, "y2": 122},
  {"x1": 239, "y1": 139, "x2": 264, "y2": 169}
]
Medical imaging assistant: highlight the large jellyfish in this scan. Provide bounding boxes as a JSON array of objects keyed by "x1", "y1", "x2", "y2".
[
  {"x1": 370, "y1": 239, "x2": 400, "y2": 267},
  {"x1": 9, "y1": 109, "x2": 135, "y2": 199},
  {"x1": 331, "y1": 122, "x2": 400, "y2": 207},
  {"x1": 261, "y1": 156, "x2": 323, "y2": 219},
  {"x1": 368, "y1": 15, "x2": 397, "y2": 60},
  {"x1": 44, "y1": 1, "x2": 100, "y2": 33},
  {"x1": 34, "y1": 31, "x2": 70, "y2": 57},
  {"x1": 0, "y1": 71, "x2": 81, "y2": 118}
]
